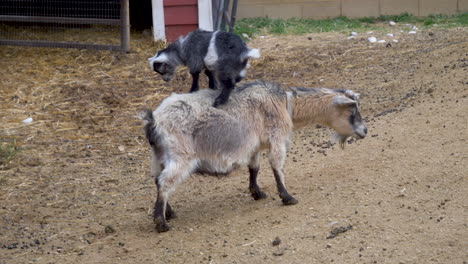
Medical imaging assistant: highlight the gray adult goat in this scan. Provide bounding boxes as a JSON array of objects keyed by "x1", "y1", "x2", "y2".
[{"x1": 141, "y1": 81, "x2": 367, "y2": 232}]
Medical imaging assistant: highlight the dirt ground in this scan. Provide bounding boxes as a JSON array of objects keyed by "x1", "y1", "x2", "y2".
[{"x1": 0, "y1": 25, "x2": 467, "y2": 264}]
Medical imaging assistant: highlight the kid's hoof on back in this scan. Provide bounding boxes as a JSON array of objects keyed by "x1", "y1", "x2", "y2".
[{"x1": 213, "y1": 97, "x2": 228, "y2": 107}]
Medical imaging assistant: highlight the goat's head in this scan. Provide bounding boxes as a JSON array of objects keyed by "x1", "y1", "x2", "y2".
[
  {"x1": 148, "y1": 50, "x2": 177, "y2": 82},
  {"x1": 329, "y1": 91, "x2": 367, "y2": 148}
]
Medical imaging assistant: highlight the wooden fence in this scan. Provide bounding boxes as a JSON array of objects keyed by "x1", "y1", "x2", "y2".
[{"x1": 0, "y1": 0, "x2": 130, "y2": 52}]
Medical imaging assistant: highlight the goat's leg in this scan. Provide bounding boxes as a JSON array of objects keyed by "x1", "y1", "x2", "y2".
[
  {"x1": 189, "y1": 71, "x2": 200, "y2": 93},
  {"x1": 269, "y1": 144, "x2": 298, "y2": 205},
  {"x1": 151, "y1": 152, "x2": 176, "y2": 220},
  {"x1": 213, "y1": 78, "x2": 235, "y2": 107},
  {"x1": 165, "y1": 202, "x2": 176, "y2": 220},
  {"x1": 205, "y1": 69, "x2": 217, "y2": 90},
  {"x1": 153, "y1": 185, "x2": 170, "y2": 232},
  {"x1": 151, "y1": 150, "x2": 162, "y2": 179},
  {"x1": 272, "y1": 169, "x2": 298, "y2": 205},
  {"x1": 153, "y1": 160, "x2": 195, "y2": 232},
  {"x1": 248, "y1": 153, "x2": 268, "y2": 200}
]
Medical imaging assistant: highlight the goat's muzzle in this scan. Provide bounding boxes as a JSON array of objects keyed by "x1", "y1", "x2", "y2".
[
  {"x1": 354, "y1": 125, "x2": 368, "y2": 139},
  {"x1": 162, "y1": 74, "x2": 173, "y2": 82}
]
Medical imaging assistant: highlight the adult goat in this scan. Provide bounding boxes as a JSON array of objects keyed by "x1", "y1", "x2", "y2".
[{"x1": 141, "y1": 81, "x2": 367, "y2": 232}]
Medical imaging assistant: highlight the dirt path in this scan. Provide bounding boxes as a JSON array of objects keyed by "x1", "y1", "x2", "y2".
[{"x1": 1, "y1": 26, "x2": 467, "y2": 264}]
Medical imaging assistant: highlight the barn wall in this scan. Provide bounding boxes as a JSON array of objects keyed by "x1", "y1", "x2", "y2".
[
  {"x1": 164, "y1": 0, "x2": 198, "y2": 42},
  {"x1": 237, "y1": 0, "x2": 468, "y2": 19}
]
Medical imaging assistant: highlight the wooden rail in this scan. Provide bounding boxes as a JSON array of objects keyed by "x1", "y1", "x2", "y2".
[
  {"x1": 0, "y1": 0, "x2": 130, "y2": 52},
  {"x1": 0, "y1": 15, "x2": 121, "y2": 25}
]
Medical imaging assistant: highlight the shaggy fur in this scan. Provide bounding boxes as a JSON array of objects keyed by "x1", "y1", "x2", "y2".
[{"x1": 141, "y1": 81, "x2": 367, "y2": 232}]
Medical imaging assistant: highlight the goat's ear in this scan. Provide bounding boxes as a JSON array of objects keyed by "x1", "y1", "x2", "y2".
[
  {"x1": 333, "y1": 95, "x2": 357, "y2": 107},
  {"x1": 154, "y1": 53, "x2": 169, "y2": 63},
  {"x1": 149, "y1": 52, "x2": 169, "y2": 63},
  {"x1": 345, "y1": 90, "x2": 360, "y2": 102}
]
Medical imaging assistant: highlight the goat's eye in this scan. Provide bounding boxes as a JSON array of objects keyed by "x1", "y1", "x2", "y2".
[{"x1": 154, "y1": 62, "x2": 165, "y2": 72}]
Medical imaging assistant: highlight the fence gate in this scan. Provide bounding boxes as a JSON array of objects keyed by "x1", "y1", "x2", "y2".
[{"x1": 0, "y1": 0, "x2": 129, "y2": 51}]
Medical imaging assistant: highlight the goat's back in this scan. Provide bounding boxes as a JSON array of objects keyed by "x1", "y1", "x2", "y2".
[
  {"x1": 154, "y1": 81, "x2": 289, "y2": 127},
  {"x1": 151, "y1": 81, "x2": 293, "y2": 172}
]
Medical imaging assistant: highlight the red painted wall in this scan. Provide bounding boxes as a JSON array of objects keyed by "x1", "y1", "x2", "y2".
[{"x1": 164, "y1": 0, "x2": 198, "y2": 42}]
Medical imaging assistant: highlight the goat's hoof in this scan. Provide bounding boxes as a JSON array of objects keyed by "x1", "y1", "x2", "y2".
[
  {"x1": 166, "y1": 211, "x2": 177, "y2": 220},
  {"x1": 282, "y1": 196, "x2": 298, "y2": 205},
  {"x1": 252, "y1": 190, "x2": 268, "y2": 200},
  {"x1": 155, "y1": 223, "x2": 170, "y2": 233},
  {"x1": 213, "y1": 98, "x2": 227, "y2": 107},
  {"x1": 153, "y1": 216, "x2": 170, "y2": 232}
]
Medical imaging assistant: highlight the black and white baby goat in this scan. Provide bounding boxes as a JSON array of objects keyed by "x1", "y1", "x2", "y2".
[{"x1": 148, "y1": 29, "x2": 260, "y2": 107}]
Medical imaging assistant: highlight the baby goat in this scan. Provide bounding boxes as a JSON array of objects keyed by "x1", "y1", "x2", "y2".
[
  {"x1": 148, "y1": 29, "x2": 260, "y2": 107},
  {"x1": 141, "y1": 81, "x2": 367, "y2": 232}
]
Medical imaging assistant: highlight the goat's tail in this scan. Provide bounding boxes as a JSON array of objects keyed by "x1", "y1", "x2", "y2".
[
  {"x1": 139, "y1": 109, "x2": 160, "y2": 149},
  {"x1": 140, "y1": 109, "x2": 154, "y2": 123},
  {"x1": 241, "y1": 48, "x2": 261, "y2": 61}
]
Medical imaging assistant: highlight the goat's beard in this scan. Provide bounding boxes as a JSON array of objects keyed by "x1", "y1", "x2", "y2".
[{"x1": 333, "y1": 133, "x2": 349, "y2": 150}]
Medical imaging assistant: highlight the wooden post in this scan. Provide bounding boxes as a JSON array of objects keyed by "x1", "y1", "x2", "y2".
[
  {"x1": 229, "y1": 0, "x2": 238, "y2": 32},
  {"x1": 212, "y1": 0, "x2": 219, "y2": 30},
  {"x1": 220, "y1": 0, "x2": 230, "y2": 31},
  {"x1": 151, "y1": 0, "x2": 166, "y2": 41},
  {"x1": 198, "y1": 0, "x2": 214, "y2": 31},
  {"x1": 216, "y1": 0, "x2": 225, "y2": 31},
  {"x1": 120, "y1": 0, "x2": 130, "y2": 52}
]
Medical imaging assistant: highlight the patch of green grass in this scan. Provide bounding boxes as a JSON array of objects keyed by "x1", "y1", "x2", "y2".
[
  {"x1": 454, "y1": 12, "x2": 468, "y2": 24},
  {"x1": 235, "y1": 16, "x2": 368, "y2": 38},
  {"x1": 235, "y1": 12, "x2": 468, "y2": 39},
  {"x1": 235, "y1": 16, "x2": 376, "y2": 37},
  {"x1": 423, "y1": 13, "x2": 468, "y2": 27},
  {"x1": 357, "y1": 16, "x2": 377, "y2": 24},
  {"x1": 379, "y1": 12, "x2": 468, "y2": 26},
  {"x1": 378, "y1": 12, "x2": 418, "y2": 23},
  {"x1": 0, "y1": 139, "x2": 20, "y2": 168}
]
